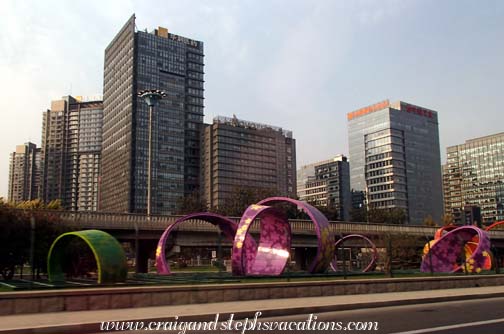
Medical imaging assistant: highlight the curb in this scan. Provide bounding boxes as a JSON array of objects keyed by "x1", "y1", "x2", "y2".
[{"x1": 3, "y1": 291, "x2": 504, "y2": 334}]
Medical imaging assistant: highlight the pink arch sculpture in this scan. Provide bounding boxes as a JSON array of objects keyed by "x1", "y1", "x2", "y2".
[
  {"x1": 256, "y1": 197, "x2": 335, "y2": 274},
  {"x1": 155, "y1": 212, "x2": 255, "y2": 275},
  {"x1": 231, "y1": 204, "x2": 290, "y2": 276},
  {"x1": 331, "y1": 234, "x2": 378, "y2": 273}
]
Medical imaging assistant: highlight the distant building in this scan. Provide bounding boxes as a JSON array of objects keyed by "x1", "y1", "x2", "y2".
[
  {"x1": 297, "y1": 155, "x2": 351, "y2": 221},
  {"x1": 442, "y1": 164, "x2": 450, "y2": 215},
  {"x1": 347, "y1": 100, "x2": 443, "y2": 225},
  {"x1": 100, "y1": 14, "x2": 204, "y2": 214},
  {"x1": 8, "y1": 142, "x2": 41, "y2": 203},
  {"x1": 296, "y1": 163, "x2": 316, "y2": 200},
  {"x1": 202, "y1": 116, "x2": 296, "y2": 209},
  {"x1": 351, "y1": 189, "x2": 366, "y2": 209},
  {"x1": 41, "y1": 96, "x2": 103, "y2": 211},
  {"x1": 444, "y1": 132, "x2": 504, "y2": 224}
]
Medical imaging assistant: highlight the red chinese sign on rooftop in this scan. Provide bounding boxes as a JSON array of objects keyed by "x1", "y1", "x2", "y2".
[
  {"x1": 347, "y1": 100, "x2": 390, "y2": 121},
  {"x1": 347, "y1": 100, "x2": 436, "y2": 121}
]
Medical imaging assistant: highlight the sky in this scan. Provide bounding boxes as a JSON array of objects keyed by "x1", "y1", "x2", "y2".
[{"x1": 0, "y1": 0, "x2": 503, "y2": 198}]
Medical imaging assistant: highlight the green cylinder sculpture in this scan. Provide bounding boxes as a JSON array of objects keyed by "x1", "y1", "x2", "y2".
[{"x1": 47, "y1": 230, "x2": 127, "y2": 284}]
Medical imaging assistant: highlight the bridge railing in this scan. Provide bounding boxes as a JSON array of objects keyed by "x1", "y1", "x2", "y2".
[{"x1": 22, "y1": 209, "x2": 504, "y2": 239}]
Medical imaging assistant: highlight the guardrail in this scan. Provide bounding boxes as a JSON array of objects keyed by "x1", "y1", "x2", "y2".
[{"x1": 21, "y1": 209, "x2": 504, "y2": 239}]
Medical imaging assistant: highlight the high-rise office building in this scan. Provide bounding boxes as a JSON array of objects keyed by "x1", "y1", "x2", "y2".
[
  {"x1": 8, "y1": 142, "x2": 41, "y2": 203},
  {"x1": 297, "y1": 155, "x2": 351, "y2": 221},
  {"x1": 347, "y1": 100, "x2": 443, "y2": 225},
  {"x1": 444, "y1": 132, "x2": 504, "y2": 224},
  {"x1": 442, "y1": 164, "x2": 450, "y2": 215},
  {"x1": 100, "y1": 14, "x2": 204, "y2": 215},
  {"x1": 41, "y1": 96, "x2": 103, "y2": 211},
  {"x1": 202, "y1": 116, "x2": 296, "y2": 209}
]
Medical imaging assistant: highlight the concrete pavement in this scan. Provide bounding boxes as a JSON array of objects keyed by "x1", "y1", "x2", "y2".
[{"x1": 2, "y1": 285, "x2": 504, "y2": 334}]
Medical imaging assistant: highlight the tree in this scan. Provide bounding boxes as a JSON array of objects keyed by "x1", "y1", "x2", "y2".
[
  {"x1": 368, "y1": 207, "x2": 406, "y2": 225},
  {"x1": 46, "y1": 199, "x2": 62, "y2": 210},
  {"x1": 307, "y1": 202, "x2": 340, "y2": 221},
  {"x1": 175, "y1": 192, "x2": 207, "y2": 215},
  {"x1": 0, "y1": 206, "x2": 29, "y2": 279},
  {"x1": 214, "y1": 186, "x2": 278, "y2": 216},
  {"x1": 441, "y1": 214, "x2": 455, "y2": 226},
  {"x1": 350, "y1": 207, "x2": 368, "y2": 222},
  {"x1": 7, "y1": 199, "x2": 63, "y2": 210},
  {"x1": 378, "y1": 233, "x2": 424, "y2": 272},
  {"x1": 423, "y1": 215, "x2": 438, "y2": 227},
  {"x1": 0, "y1": 204, "x2": 68, "y2": 280}
]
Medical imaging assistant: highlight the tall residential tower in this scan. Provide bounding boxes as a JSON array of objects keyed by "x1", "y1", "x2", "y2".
[
  {"x1": 8, "y1": 142, "x2": 41, "y2": 203},
  {"x1": 41, "y1": 96, "x2": 103, "y2": 211},
  {"x1": 347, "y1": 100, "x2": 443, "y2": 225},
  {"x1": 100, "y1": 14, "x2": 204, "y2": 214}
]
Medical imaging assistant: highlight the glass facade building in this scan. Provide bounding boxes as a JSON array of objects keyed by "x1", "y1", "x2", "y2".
[
  {"x1": 202, "y1": 116, "x2": 296, "y2": 209},
  {"x1": 100, "y1": 15, "x2": 204, "y2": 214},
  {"x1": 297, "y1": 155, "x2": 351, "y2": 221},
  {"x1": 8, "y1": 142, "x2": 41, "y2": 203},
  {"x1": 444, "y1": 132, "x2": 504, "y2": 224},
  {"x1": 348, "y1": 100, "x2": 443, "y2": 225}
]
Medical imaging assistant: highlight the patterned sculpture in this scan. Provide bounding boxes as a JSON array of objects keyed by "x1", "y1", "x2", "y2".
[
  {"x1": 331, "y1": 234, "x2": 378, "y2": 272},
  {"x1": 155, "y1": 212, "x2": 256, "y2": 275},
  {"x1": 421, "y1": 226, "x2": 490, "y2": 273},
  {"x1": 47, "y1": 230, "x2": 127, "y2": 284},
  {"x1": 231, "y1": 205, "x2": 290, "y2": 276}
]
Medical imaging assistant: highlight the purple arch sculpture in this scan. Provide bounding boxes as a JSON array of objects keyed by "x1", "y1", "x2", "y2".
[
  {"x1": 256, "y1": 197, "x2": 335, "y2": 274},
  {"x1": 420, "y1": 226, "x2": 490, "y2": 273},
  {"x1": 155, "y1": 212, "x2": 255, "y2": 275},
  {"x1": 231, "y1": 204, "x2": 290, "y2": 276},
  {"x1": 331, "y1": 234, "x2": 378, "y2": 273}
]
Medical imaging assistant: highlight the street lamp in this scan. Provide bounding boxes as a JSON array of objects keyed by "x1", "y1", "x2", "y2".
[{"x1": 137, "y1": 89, "x2": 167, "y2": 217}]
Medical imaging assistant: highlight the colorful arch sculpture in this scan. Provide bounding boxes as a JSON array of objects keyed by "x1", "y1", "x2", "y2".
[
  {"x1": 331, "y1": 234, "x2": 378, "y2": 272},
  {"x1": 155, "y1": 212, "x2": 256, "y2": 275},
  {"x1": 422, "y1": 225, "x2": 459, "y2": 259},
  {"x1": 420, "y1": 226, "x2": 490, "y2": 273},
  {"x1": 434, "y1": 225, "x2": 458, "y2": 240},
  {"x1": 231, "y1": 204, "x2": 290, "y2": 276},
  {"x1": 257, "y1": 197, "x2": 335, "y2": 274},
  {"x1": 47, "y1": 230, "x2": 127, "y2": 284},
  {"x1": 485, "y1": 220, "x2": 504, "y2": 231}
]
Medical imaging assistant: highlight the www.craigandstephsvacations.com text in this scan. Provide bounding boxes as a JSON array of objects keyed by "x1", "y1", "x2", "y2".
[{"x1": 100, "y1": 312, "x2": 379, "y2": 333}]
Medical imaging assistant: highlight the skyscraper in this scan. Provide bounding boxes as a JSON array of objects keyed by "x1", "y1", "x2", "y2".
[
  {"x1": 444, "y1": 132, "x2": 504, "y2": 224},
  {"x1": 100, "y1": 14, "x2": 204, "y2": 215},
  {"x1": 347, "y1": 100, "x2": 443, "y2": 225},
  {"x1": 8, "y1": 142, "x2": 41, "y2": 203},
  {"x1": 202, "y1": 116, "x2": 296, "y2": 209},
  {"x1": 41, "y1": 96, "x2": 103, "y2": 211},
  {"x1": 297, "y1": 155, "x2": 351, "y2": 221}
]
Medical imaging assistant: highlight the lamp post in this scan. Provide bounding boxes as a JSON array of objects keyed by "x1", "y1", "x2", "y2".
[{"x1": 137, "y1": 89, "x2": 167, "y2": 217}]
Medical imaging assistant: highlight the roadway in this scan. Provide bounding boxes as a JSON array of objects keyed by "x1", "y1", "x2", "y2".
[
  {"x1": 249, "y1": 297, "x2": 504, "y2": 334},
  {"x1": 94, "y1": 297, "x2": 504, "y2": 334},
  {"x1": 4, "y1": 285, "x2": 504, "y2": 334}
]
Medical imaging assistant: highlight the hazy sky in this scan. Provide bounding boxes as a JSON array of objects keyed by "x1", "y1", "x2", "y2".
[{"x1": 0, "y1": 0, "x2": 503, "y2": 198}]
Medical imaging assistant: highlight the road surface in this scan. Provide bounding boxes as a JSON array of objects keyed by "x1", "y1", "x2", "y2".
[{"x1": 99, "y1": 296, "x2": 504, "y2": 334}]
